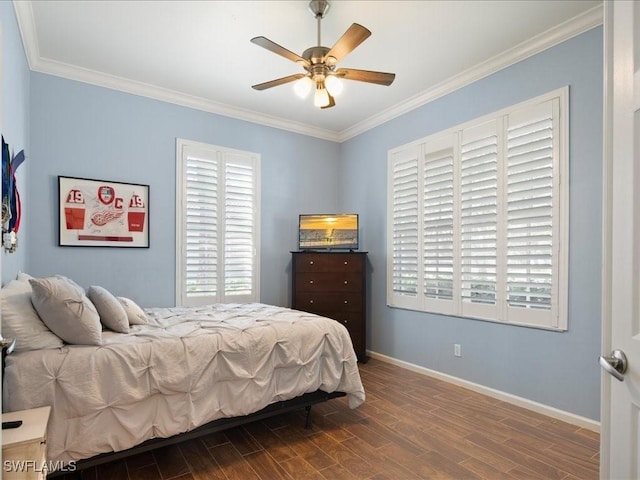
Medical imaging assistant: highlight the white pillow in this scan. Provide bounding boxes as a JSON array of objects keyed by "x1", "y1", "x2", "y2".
[
  {"x1": 117, "y1": 297, "x2": 148, "y2": 325},
  {"x1": 87, "y1": 286, "x2": 129, "y2": 333},
  {"x1": 1, "y1": 280, "x2": 64, "y2": 351},
  {"x1": 29, "y1": 276, "x2": 102, "y2": 345},
  {"x1": 16, "y1": 272, "x2": 34, "y2": 282}
]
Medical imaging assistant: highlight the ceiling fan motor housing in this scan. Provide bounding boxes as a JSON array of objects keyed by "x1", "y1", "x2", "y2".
[{"x1": 308, "y1": 0, "x2": 330, "y2": 19}]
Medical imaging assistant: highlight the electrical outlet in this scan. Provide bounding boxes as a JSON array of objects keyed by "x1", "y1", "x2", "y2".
[{"x1": 454, "y1": 344, "x2": 462, "y2": 357}]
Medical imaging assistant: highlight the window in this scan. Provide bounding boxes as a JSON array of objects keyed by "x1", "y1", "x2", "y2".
[
  {"x1": 176, "y1": 139, "x2": 260, "y2": 306},
  {"x1": 387, "y1": 88, "x2": 568, "y2": 330}
]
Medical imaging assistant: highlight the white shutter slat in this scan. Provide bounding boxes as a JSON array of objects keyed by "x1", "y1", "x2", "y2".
[
  {"x1": 423, "y1": 148, "x2": 454, "y2": 301},
  {"x1": 460, "y1": 123, "x2": 498, "y2": 306},
  {"x1": 506, "y1": 103, "x2": 554, "y2": 311},
  {"x1": 390, "y1": 150, "x2": 420, "y2": 299},
  {"x1": 185, "y1": 155, "x2": 218, "y2": 299},
  {"x1": 224, "y1": 159, "x2": 255, "y2": 297}
]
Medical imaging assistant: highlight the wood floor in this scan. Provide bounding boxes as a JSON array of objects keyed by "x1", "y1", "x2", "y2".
[{"x1": 55, "y1": 358, "x2": 599, "y2": 480}]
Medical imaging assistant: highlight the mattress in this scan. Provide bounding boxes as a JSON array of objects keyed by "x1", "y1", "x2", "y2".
[{"x1": 3, "y1": 303, "x2": 365, "y2": 464}]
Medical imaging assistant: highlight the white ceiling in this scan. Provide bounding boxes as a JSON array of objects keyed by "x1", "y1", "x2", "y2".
[{"x1": 14, "y1": 1, "x2": 602, "y2": 142}]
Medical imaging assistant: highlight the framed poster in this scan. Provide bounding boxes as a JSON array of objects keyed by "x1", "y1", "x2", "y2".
[{"x1": 58, "y1": 176, "x2": 149, "y2": 248}]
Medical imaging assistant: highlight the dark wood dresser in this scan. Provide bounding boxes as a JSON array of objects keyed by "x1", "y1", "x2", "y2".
[{"x1": 292, "y1": 251, "x2": 367, "y2": 362}]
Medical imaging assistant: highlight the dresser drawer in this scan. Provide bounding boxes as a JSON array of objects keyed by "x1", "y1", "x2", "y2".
[
  {"x1": 294, "y1": 254, "x2": 329, "y2": 272},
  {"x1": 295, "y1": 272, "x2": 363, "y2": 293},
  {"x1": 294, "y1": 292, "x2": 363, "y2": 313},
  {"x1": 294, "y1": 253, "x2": 364, "y2": 273},
  {"x1": 324, "y1": 254, "x2": 364, "y2": 273}
]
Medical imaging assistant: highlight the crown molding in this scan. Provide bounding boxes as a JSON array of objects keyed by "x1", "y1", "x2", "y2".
[
  {"x1": 30, "y1": 56, "x2": 341, "y2": 142},
  {"x1": 13, "y1": 0, "x2": 39, "y2": 67},
  {"x1": 338, "y1": 4, "x2": 603, "y2": 142},
  {"x1": 14, "y1": 1, "x2": 601, "y2": 145}
]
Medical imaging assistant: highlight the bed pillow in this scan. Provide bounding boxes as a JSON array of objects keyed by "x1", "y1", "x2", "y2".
[
  {"x1": 87, "y1": 286, "x2": 129, "y2": 333},
  {"x1": 1, "y1": 279, "x2": 64, "y2": 351},
  {"x1": 29, "y1": 276, "x2": 102, "y2": 345},
  {"x1": 117, "y1": 297, "x2": 148, "y2": 325},
  {"x1": 16, "y1": 272, "x2": 34, "y2": 282}
]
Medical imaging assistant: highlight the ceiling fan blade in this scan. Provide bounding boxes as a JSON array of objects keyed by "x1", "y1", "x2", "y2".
[
  {"x1": 324, "y1": 23, "x2": 371, "y2": 64},
  {"x1": 335, "y1": 68, "x2": 396, "y2": 86},
  {"x1": 252, "y1": 74, "x2": 305, "y2": 91},
  {"x1": 321, "y1": 93, "x2": 336, "y2": 109},
  {"x1": 250, "y1": 36, "x2": 309, "y2": 67}
]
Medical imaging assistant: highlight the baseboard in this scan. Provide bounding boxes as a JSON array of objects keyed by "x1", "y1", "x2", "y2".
[{"x1": 367, "y1": 350, "x2": 600, "y2": 433}]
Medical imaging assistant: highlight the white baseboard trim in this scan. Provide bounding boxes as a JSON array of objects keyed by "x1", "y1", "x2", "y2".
[{"x1": 367, "y1": 350, "x2": 600, "y2": 433}]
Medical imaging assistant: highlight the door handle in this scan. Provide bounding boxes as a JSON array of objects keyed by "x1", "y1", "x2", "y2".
[{"x1": 599, "y1": 349, "x2": 628, "y2": 382}]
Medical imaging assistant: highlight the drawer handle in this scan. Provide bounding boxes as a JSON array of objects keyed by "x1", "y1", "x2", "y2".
[
  {"x1": 344, "y1": 300, "x2": 348, "y2": 304},
  {"x1": 344, "y1": 261, "x2": 348, "y2": 265},
  {"x1": 343, "y1": 320, "x2": 348, "y2": 325},
  {"x1": 344, "y1": 280, "x2": 348, "y2": 285},
  {"x1": 310, "y1": 280, "x2": 314, "y2": 284},
  {"x1": 310, "y1": 261, "x2": 314, "y2": 265},
  {"x1": 310, "y1": 300, "x2": 314, "y2": 304}
]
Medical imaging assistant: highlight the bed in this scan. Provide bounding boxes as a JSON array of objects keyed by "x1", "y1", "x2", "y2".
[{"x1": 1, "y1": 277, "x2": 365, "y2": 472}]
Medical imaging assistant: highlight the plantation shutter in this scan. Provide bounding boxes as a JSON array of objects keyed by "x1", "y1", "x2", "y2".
[
  {"x1": 386, "y1": 88, "x2": 567, "y2": 330},
  {"x1": 388, "y1": 146, "x2": 420, "y2": 308},
  {"x1": 177, "y1": 140, "x2": 260, "y2": 306},
  {"x1": 185, "y1": 152, "x2": 219, "y2": 301},
  {"x1": 505, "y1": 100, "x2": 558, "y2": 327},
  {"x1": 224, "y1": 154, "x2": 256, "y2": 298},
  {"x1": 460, "y1": 121, "x2": 500, "y2": 319},
  {"x1": 421, "y1": 134, "x2": 457, "y2": 314}
]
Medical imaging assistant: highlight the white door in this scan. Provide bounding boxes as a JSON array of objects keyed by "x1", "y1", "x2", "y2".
[{"x1": 601, "y1": 1, "x2": 640, "y2": 478}]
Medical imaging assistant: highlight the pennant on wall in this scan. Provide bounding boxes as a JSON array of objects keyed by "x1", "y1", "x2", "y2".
[{"x1": 2, "y1": 136, "x2": 25, "y2": 253}]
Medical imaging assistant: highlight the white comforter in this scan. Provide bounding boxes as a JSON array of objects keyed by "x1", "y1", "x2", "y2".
[{"x1": 3, "y1": 303, "x2": 365, "y2": 464}]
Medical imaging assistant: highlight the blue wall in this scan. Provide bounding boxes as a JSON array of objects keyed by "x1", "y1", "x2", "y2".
[
  {"x1": 1, "y1": 2, "x2": 30, "y2": 285},
  {"x1": 27, "y1": 74, "x2": 341, "y2": 307},
  {"x1": 339, "y1": 27, "x2": 603, "y2": 420}
]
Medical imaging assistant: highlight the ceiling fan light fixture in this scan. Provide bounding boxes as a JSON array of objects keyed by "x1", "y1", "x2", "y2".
[
  {"x1": 325, "y1": 75, "x2": 343, "y2": 96},
  {"x1": 250, "y1": 0, "x2": 396, "y2": 109},
  {"x1": 294, "y1": 76, "x2": 313, "y2": 98},
  {"x1": 314, "y1": 84, "x2": 330, "y2": 107}
]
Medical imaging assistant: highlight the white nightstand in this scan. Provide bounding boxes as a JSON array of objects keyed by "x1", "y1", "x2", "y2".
[{"x1": 2, "y1": 406, "x2": 50, "y2": 480}]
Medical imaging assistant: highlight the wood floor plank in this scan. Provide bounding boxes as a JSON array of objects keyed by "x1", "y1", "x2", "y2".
[
  {"x1": 419, "y1": 450, "x2": 482, "y2": 479},
  {"x1": 466, "y1": 432, "x2": 566, "y2": 480},
  {"x1": 391, "y1": 419, "x2": 470, "y2": 464},
  {"x1": 278, "y1": 456, "x2": 325, "y2": 480},
  {"x1": 154, "y1": 444, "x2": 191, "y2": 480},
  {"x1": 128, "y1": 463, "x2": 163, "y2": 480},
  {"x1": 178, "y1": 439, "x2": 225, "y2": 480},
  {"x1": 208, "y1": 442, "x2": 260, "y2": 480},
  {"x1": 459, "y1": 457, "x2": 519, "y2": 480},
  {"x1": 318, "y1": 463, "x2": 361, "y2": 480},
  {"x1": 242, "y1": 421, "x2": 298, "y2": 463},
  {"x1": 243, "y1": 450, "x2": 289, "y2": 480},
  {"x1": 273, "y1": 434, "x2": 337, "y2": 471},
  {"x1": 95, "y1": 460, "x2": 128, "y2": 480},
  {"x1": 341, "y1": 436, "x2": 423, "y2": 480},
  {"x1": 224, "y1": 426, "x2": 264, "y2": 456},
  {"x1": 307, "y1": 431, "x2": 378, "y2": 479}
]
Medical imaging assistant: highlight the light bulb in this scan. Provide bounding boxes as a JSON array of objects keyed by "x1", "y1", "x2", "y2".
[
  {"x1": 314, "y1": 86, "x2": 330, "y2": 108},
  {"x1": 325, "y1": 75, "x2": 343, "y2": 96},
  {"x1": 294, "y1": 76, "x2": 313, "y2": 98}
]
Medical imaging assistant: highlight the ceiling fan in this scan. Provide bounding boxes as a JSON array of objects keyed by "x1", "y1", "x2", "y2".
[{"x1": 250, "y1": 0, "x2": 396, "y2": 109}]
